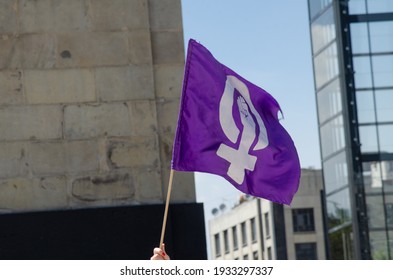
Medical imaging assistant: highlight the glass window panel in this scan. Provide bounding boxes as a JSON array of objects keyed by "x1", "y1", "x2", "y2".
[
  {"x1": 323, "y1": 151, "x2": 348, "y2": 194},
  {"x1": 386, "y1": 201, "x2": 393, "y2": 229},
  {"x1": 363, "y1": 161, "x2": 383, "y2": 193},
  {"x1": 267, "y1": 247, "x2": 272, "y2": 260},
  {"x1": 350, "y1": 23, "x2": 370, "y2": 54},
  {"x1": 353, "y1": 56, "x2": 373, "y2": 88},
  {"x1": 232, "y1": 226, "x2": 238, "y2": 250},
  {"x1": 367, "y1": 0, "x2": 393, "y2": 13},
  {"x1": 329, "y1": 226, "x2": 354, "y2": 259},
  {"x1": 264, "y1": 213, "x2": 270, "y2": 238},
  {"x1": 389, "y1": 230, "x2": 393, "y2": 258},
  {"x1": 364, "y1": 161, "x2": 393, "y2": 193},
  {"x1": 317, "y1": 79, "x2": 342, "y2": 123},
  {"x1": 309, "y1": 0, "x2": 333, "y2": 19},
  {"x1": 375, "y1": 89, "x2": 393, "y2": 122},
  {"x1": 356, "y1": 90, "x2": 376, "y2": 123},
  {"x1": 349, "y1": 0, "x2": 366, "y2": 14},
  {"x1": 250, "y1": 218, "x2": 257, "y2": 242},
  {"x1": 359, "y1": 125, "x2": 378, "y2": 153},
  {"x1": 372, "y1": 55, "x2": 393, "y2": 88},
  {"x1": 326, "y1": 188, "x2": 352, "y2": 229},
  {"x1": 295, "y1": 243, "x2": 317, "y2": 260},
  {"x1": 382, "y1": 164, "x2": 393, "y2": 192},
  {"x1": 379, "y1": 124, "x2": 393, "y2": 153},
  {"x1": 366, "y1": 195, "x2": 386, "y2": 228},
  {"x1": 320, "y1": 115, "x2": 345, "y2": 159},
  {"x1": 224, "y1": 229, "x2": 229, "y2": 253},
  {"x1": 314, "y1": 43, "x2": 339, "y2": 89},
  {"x1": 292, "y1": 208, "x2": 315, "y2": 232},
  {"x1": 311, "y1": 7, "x2": 336, "y2": 54},
  {"x1": 369, "y1": 230, "x2": 389, "y2": 259},
  {"x1": 214, "y1": 233, "x2": 221, "y2": 257},
  {"x1": 370, "y1": 21, "x2": 393, "y2": 53},
  {"x1": 241, "y1": 222, "x2": 247, "y2": 246}
]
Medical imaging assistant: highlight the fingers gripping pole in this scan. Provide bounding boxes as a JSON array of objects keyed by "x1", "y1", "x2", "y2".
[{"x1": 159, "y1": 169, "x2": 174, "y2": 249}]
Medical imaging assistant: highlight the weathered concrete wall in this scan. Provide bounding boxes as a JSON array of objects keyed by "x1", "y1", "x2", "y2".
[{"x1": 0, "y1": 0, "x2": 195, "y2": 212}]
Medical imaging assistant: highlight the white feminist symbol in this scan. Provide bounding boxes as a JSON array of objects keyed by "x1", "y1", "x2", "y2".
[{"x1": 216, "y1": 75, "x2": 269, "y2": 184}]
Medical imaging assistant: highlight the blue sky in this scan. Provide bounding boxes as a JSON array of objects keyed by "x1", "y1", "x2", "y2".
[{"x1": 180, "y1": 0, "x2": 320, "y2": 256}]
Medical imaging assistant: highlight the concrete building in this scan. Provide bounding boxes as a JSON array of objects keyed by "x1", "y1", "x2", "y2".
[
  {"x1": 209, "y1": 169, "x2": 326, "y2": 260},
  {"x1": 0, "y1": 0, "x2": 206, "y2": 259},
  {"x1": 308, "y1": 0, "x2": 393, "y2": 259}
]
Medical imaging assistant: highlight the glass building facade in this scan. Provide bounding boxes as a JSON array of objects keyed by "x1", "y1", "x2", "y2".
[{"x1": 308, "y1": 0, "x2": 393, "y2": 259}]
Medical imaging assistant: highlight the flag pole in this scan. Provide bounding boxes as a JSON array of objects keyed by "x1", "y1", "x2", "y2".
[{"x1": 159, "y1": 169, "x2": 174, "y2": 249}]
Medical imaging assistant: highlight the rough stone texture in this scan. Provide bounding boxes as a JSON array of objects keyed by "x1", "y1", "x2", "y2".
[
  {"x1": 0, "y1": 0, "x2": 18, "y2": 34},
  {"x1": 25, "y1": 69, "x2": 96, "y2": 104},
  {"x1": 0, "y1": 70, "x2": 24, "y2": 105},
  {"x1": 154, "y1": 64, "x2": 184, "y2": 99},
  {"x1": 19, "y1": 0, "x2": 90, "y2": 33},
  {"x1": 151, "y1": 31, "x2": 185, "y2": 64},
  {"x1": 159, "y1": 133, "x2": 196, "y2": 202},
  {"x1": 133, "y1": 167, "x2": 162, "y2": 202},
  {"x1": 0, "y1": 105, "x2": 62, "y2": 141},
  {"x1": 71, "y1": 171, "x2": 134, "y2": 201},
  {"x1": 128, "y1": 30, "x2": 153, "y2": 65},
  {"x1": 0, "y1": 142, "x2": 28, "y2": 179},
  {"x1": 107, "y1": 136, "x2": 159, "y2": 169},
  {"x1": 128, "y1": 100, "x2": 158, "y2": 136},
  {"x1": 0, "y1": 177, "x2": 67, "y2": 212},
  {"x1": 148, "y1": 0, "x2": 183, "y2": 31},
  {"x1": 0, "y1": 34, "x2": 58, "y2": 70},
  {"x1": 28, "y1": 140, "x2": 99, "y2": 175},
  {"x1": 64, "y1": 103, "x2": 132, "y2": 139},
  {"x1": 56, "y1": 32, "x2": 129, "y2": 68},
  {"x1": 0, "y1": 0, "x2": 194, "y2": 212},
  {"x1": 95, "y1": 65, "x2": 154, "y2": 102},
  {"x1": 89, "y1": 0, "x2": 149, "y2": 31},
  {"x1": 156, "y1": 98, "x2": 180, "y2": 134},
  {"x1": 0, "y1": 35, "x2": 18, "y2": 70},
  {"x1": 17, "y1": 34, "x2": 57, "y2": 69}
]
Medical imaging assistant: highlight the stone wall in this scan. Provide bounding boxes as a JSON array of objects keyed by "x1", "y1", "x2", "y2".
[{"x1": 0, "y1": 0, "x2": 195, "y2": 212}]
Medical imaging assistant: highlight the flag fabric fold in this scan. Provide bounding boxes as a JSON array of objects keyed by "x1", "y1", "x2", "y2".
[{"x1": 172, "y1": 39, "x2": 300, "y2": 205}]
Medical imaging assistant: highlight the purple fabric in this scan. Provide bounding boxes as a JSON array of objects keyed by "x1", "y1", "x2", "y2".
[{"x1": 172, "y1": 39, "x2": 300, "y2": 205}]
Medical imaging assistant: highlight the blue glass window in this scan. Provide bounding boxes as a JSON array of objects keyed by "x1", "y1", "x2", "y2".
[
  {"x1": 379, "y1": 124, "x2": 393, "y2": 153},
  {"x1": 370, "y1": 21, "x2": 393, "y2": 53},
  {"x1": 359, "y1": 125, "x2": 378, "y2": 153},
  {"x1": 311, "y1": 7, "x2": 336, "y2": 54},
  {"x1": 356, "y1": 90, "x2": 376, "y2": 123},
  {"x1": 314, "y1": 43, "x2": 339, "y2": 89},
  {"x1": 375, "y1": 89, "x2": 393, "y2": 122},
  {"x1": 372, "y1": 55, "x2": 393, "y2": 88},
  {"x1": 367, "y1": 0, "x2": 393, "y2": 13},
  {"x1": 326, "y1": 188, "x2": 352, "y2": 228},
  {"x1": 309, "y1": 0, "x2": 333, "y2": 19},
  {"x1": 320, "y1": 115, "x2": 345, "y2": 159},
  {"x1": 351, "y1": 23, "x2": 370, "y2": 54},
  {"x1": 349, "y1": 0, "x2": 366, "y2": 14},
  {"x1": 353, "y1": 56, "x2": 373, "y2": 89},
  {"x1": 317, "y1": 79, "x2": 342, "y2": 124},
  {"x1": 323, "y1": 151, "x2": 348, "y2": 194}
]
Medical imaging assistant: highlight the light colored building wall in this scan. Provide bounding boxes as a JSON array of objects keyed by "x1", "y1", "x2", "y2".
[
  {"x1": 209, "y1": 198, "x2": 263, "y2": 260},
  {"x1": 284, "y1": 168, "x2": 326, "y2": 259},
  {"x1": 0, "y1": 0, "x2": 194, "y2": 213},
  {"x1": 209, "y1": 168, "x2": 326, "y2": 260},
  {"x1": 261, "y1": 200, "x2": 275, "y2": 259}
]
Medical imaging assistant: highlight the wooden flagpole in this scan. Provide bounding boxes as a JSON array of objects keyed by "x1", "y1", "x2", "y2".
[{"x1": 159, "y1": 169, "x2": 174, "y2": 249}]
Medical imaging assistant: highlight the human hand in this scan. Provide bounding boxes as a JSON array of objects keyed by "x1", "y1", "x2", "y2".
[{"x1": 150, "y1": 243, "x2": 170, "y2": 260}]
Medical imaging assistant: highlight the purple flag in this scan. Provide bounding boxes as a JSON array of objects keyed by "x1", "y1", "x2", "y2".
[{"x1": 172, "y1": 39, "x2": 300, "y2": 205}]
